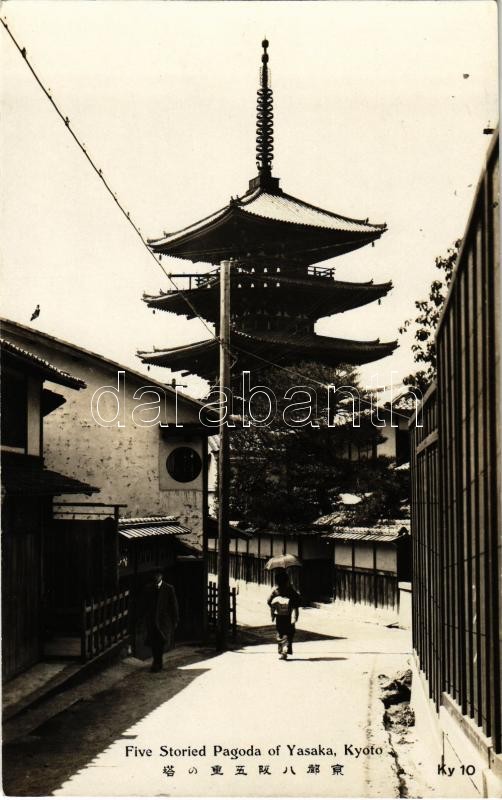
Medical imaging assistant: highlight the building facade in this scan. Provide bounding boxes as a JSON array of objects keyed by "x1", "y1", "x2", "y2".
[
  {"x1": 1, "y1": 338, "x2": 129, "y2": 679},
  {"x1": 1, "y1": 319, "x2": 209, "y2": 542},
  {"x1": 1, "y1": 319, "x2": 211, "y2": 653}
]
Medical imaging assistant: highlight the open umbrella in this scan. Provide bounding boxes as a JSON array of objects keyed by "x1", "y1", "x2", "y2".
[{"x1": 265, "y1": 553, "x2": 302, "y2": 571}]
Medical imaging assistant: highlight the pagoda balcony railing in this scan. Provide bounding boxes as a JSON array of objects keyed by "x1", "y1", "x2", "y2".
[
  {"x1": 307, "y1": 265, "x2": 335, "y2": 280},
  {"x1": 164, "y1": 264, "x2": 336, "y2": 293},
  {"x1": 166, "y1": 271, "x2": 219, "y2": 291}
]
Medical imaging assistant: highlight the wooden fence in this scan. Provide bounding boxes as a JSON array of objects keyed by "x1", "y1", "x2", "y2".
[
  {"x1": 334, "y1": 566, "x2": 398, "y2": 609},
  {"x1": 410, "y1": 384, "x2": 441, "y2": 704},
  {"x1": 208, "y1": 551, "x2": 332, "y2": 599},
  {"x1": 410, "y1": 131, "x2": 500, "y2": 753},
  {"x1": 207, "y1": 550, "x2": 275, "y2": 587},
  {"x1": 207, "y1": 581, "x2": 237, "y2": 638},
  {"x1": 81, "y1": 590, "x2": 130, "y2": 663}
]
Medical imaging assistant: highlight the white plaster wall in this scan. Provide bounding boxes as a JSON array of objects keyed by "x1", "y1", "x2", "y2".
[
  {"x1": 376, "y1": 545, "x2": 397, "y2": 572},
  {"x1": 376, "y1": 418, "x2": 397, "y2": 458},
  {"x1": 285, "y1": 538, "x2": 299, "y2": 557},
  {"x1": 247, "y1": 536, "x2": 260, "y2": 555},
  {"x1": 260, "y1": 535, "x2": 272, "y2": 557},
  {"x1": 3, "y1": 332, "x2": 205, "y2": 539},
  {"x1": 334, "y1": 542, "x2": 352, "y2": 567},
  {"x1": 272, "y1": 537, "x2": 284, "y2": 556},
  {"x1": 353, "y1": 543, "x2": 374, "y2": 569}
]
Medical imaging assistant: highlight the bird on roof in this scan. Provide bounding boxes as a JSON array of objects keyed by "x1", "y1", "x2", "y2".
[{"x1": 30, "y1": 304, "x2": 40, "y2": 321}]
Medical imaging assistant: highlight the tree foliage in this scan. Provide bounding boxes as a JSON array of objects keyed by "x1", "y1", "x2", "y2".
[
  {"x1": 227, "y1": 361, "x2": 409, "y2": 527},
  {"x1": 399, "y1": 240, "x2": 459, "y2": 392}
]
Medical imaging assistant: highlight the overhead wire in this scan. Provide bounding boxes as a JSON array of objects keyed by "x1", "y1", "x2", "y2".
[
  {"x1": 168, "y1": 258, "x2": 394, "y2": 375},
  {"x1": 1, "y1": 16, "x2": 217, "y2": 343},
  {"x1": 157, "y1": 262, "x2": 397, "y2": 386},
  {"x1": 224, "y1": 340, "x2": 413, "y2": 421},
  {"x1": 192, "y1": 263, "x2": 405, "y2": 405},
  {"x1": 148, "y1": 272, "x2": 408, "y2": 413},
  {"x1": 3, "y1": 15, "x2": 407, "y2": 411}
]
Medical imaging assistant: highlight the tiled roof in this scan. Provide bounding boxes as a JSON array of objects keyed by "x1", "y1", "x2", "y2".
[
  {"x1": 1, "y1": 453, "x2": 99, "y2": 496},
  {"x1": 149, "y1": 204, "x2": 229, "y2": 248},
  {"x1": 119, "y1": 515, "x2": 178, "y2": 526},
  {"x1": 143, "y1": 274, "x2": 392, "y2": 323},
  {"x1": 384, "y1": 390, "x2": 419, "y2": 413},
  {"x1": 170, "y1": 329, "x2": 392, "y2": 354},
  {"x1": 119, "y1": 517, "x2": 190, "y2": 539},
  {"x1": 240, "y1": 329, "x2": 394, "y2": 352},
  {"x1": 0, "y1": 319, "x2": 204, "y2": 412},
  {"x1": 147, "y1": 188, "x2": 387, "y2": 266},
  {"x1": 206, "y1": 516, "x2": 251, "y2": 539},
  {"x1": 317, "y1": 519, "x2": 410, "y2": 543},
  {"x1": 138, "y1": 330, "x2": 398, "y2": 379},
  {"x1": 1, "y1": 338, "x2": 86, "y2": 390},
  {"x1": 268, "y1": 528, "x2": 321, "y2": 537},
  {"x1": 148, "y1": 188, "x2": 385, "y2": 250},
  {"x1": 240, "y1": 191, "x2": 386, "y2": 234},
  {"x1": 146, "y1": 273, "x2": 390, "y2": 297},
  {"x1": 231, "y1": 524, "x2": 327, "y2": 538}
]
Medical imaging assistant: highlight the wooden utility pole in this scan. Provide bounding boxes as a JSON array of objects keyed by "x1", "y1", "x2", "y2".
[{"x1": 216, "y1": 259, "x2": 231, "y2": 650}]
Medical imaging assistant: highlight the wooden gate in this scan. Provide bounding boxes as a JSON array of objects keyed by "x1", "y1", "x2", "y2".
[
  {"x1": 81, "y1": 591, "x2": 130, "y2": 662},
  {"x1": 2, "y1": 526, "x2": 41, "y2": 680},
  {"x1": 1, "y1": 496, "x2": 47, "y2": 680},
  {"x1": 207, "y1": 581, "x2": 237, "y2": 637}
]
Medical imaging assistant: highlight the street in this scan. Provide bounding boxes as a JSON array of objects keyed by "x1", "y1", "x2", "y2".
[{"x1": 3, "y1": 600, "x2": 462, "y2": 797}]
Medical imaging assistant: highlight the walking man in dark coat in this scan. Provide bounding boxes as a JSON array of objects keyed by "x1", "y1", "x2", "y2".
[{"x1": 144, "y1": 571, "x2": 179, "y2": 672}]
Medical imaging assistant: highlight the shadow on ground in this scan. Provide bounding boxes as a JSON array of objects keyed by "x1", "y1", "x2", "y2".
[
  {"x1": 288, "y1": 656, "x2": 347, "y2": 662},
  {"x1": 2, "y1": 648, "x2": 217, "y2": 797},
  {"x1": 235, "y1": 624, "x2": 346, "y2": 647}
]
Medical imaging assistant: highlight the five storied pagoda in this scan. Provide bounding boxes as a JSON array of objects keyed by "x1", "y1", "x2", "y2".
[{"x1": 138, "y1": 40, "x2": 397, "y2": 380}]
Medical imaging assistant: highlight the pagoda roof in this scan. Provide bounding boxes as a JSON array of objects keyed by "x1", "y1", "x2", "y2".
[
  {"x1": 138, "y1": 329, "x2": 397, "y2": 380},
  {"x1": 148, "y1": 187, "x2": 386, "y2": 265},
  {"x1": 148, "y1": 40, "x2": 387, "y2": 265},
  {"x1": 143, "y1": 273, "x2": 392, "y2": 322}
]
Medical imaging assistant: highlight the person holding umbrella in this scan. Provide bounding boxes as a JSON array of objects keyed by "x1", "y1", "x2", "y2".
[{"x1": 267, "y1": 566, "x2": 301, "y2": 660}]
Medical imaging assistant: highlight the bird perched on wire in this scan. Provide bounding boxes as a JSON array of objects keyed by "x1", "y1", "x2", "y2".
[{"x1": 30, "y1": 305, "x2": 40, "y2": 321}]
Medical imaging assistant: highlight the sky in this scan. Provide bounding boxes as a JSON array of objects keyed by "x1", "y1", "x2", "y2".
[{"x1": 1, "y1": 1, "x2": 498, "y2": 399}]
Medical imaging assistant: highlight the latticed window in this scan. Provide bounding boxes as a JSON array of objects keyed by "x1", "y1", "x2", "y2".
[{"x1": 166, "y1": 446, "x2": 202, "y2": 483}]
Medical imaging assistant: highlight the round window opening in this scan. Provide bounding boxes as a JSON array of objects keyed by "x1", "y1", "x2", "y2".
[{"x1": 166, "y1": 446, "x2": 202, "y2": 483}]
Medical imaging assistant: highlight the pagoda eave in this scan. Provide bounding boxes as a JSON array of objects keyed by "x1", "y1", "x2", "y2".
[
  {"x1": 137, "y1": 330, "x2": 398, "y2": 380},
  {"x1": 143, "y1": 277, "x2": 393, "y2": 322},
  {"x1": 149, "y1": 191, "x2": 386, "y2": 266},
  {"x1": 142, "y1": 40, "x2": 395, "y2": 384}
]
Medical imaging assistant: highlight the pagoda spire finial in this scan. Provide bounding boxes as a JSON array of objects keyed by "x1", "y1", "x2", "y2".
[
  {"x1": 249, "y1": 39, "x2": 280, "y2": 193},
  {"x1": 256, "y1": 38, "x2": 274, "y2": 176}
]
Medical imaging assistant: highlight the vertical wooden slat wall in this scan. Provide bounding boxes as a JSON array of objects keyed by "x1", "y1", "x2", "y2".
[{"x1": 410, "y1": 132, "x2": 500, "y2": 753}]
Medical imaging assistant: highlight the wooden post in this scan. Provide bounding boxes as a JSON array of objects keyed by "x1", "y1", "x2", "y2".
[
  {"x1": 216, "y1": 259, "x2": 232, "y2": 650},
  {"x1": 231, "y1": 587, "x2": 237, "y2": 638}
]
